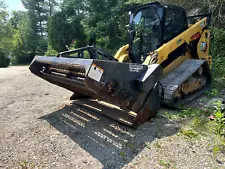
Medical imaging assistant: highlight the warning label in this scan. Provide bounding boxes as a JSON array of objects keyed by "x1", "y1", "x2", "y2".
[{"x1": 88, "y1": 64, "x2": 104, "y2": 82}]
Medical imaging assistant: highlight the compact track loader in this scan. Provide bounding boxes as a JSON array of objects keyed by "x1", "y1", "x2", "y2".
[{"x1": 30, "y1": 2, "x2": 212, "y2": 126}]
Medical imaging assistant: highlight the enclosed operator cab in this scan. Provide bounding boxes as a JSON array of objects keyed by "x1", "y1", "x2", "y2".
[{"x1": 129, "y1": 2, "x2": 188, "y2": 63}]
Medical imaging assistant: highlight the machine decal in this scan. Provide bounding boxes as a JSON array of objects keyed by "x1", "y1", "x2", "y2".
[
  {"x1": 129, "y1": 64, "x2": 143, "y2": 72},
  {"x1": 88, "y1": 64, "x2": 104, "y2": 82}
]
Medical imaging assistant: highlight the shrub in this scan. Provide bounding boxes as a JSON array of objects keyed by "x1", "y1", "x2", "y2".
[
  {"x1": 211, "y1": 28, "x2": 225, "y2": 89},
  {"x1": 0, "y1": 50, "x2": 10, "y2": 68},
  {"x1": 212, "y1": 28, "x2": 225, "y2": 58}
]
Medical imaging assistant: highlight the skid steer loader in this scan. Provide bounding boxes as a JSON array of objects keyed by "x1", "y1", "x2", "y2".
[{"x1": 30, "y1": 2, "x2": 212, "y2": 126}]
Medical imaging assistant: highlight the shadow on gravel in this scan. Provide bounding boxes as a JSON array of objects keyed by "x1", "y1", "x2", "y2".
[{"x1": 40, "y1": 102, "x2": 180, "y2": 169}]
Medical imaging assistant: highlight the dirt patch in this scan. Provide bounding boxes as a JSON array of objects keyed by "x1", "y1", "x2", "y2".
[{"x1": 0, "y1": 66, "x2": 224, "y2": 169}]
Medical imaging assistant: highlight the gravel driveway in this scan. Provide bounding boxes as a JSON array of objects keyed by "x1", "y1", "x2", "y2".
[{"x1": 0, "y1": 66, "x2": 224, "y2": 169}]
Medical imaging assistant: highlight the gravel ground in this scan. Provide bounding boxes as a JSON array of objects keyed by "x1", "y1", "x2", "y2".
[{"x1": 0, "y1": 66, "x2": 224, "y2": 169}]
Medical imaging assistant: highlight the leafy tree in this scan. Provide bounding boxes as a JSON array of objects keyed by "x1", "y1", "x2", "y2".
[
  {"x1": 0, "y1": 0, "x2": 12, "y2": 67},
  {"x1": 44, "y1": 44, "x2": 58, "y2": 56},
  {"x1": 84, "y1": 0, "x2": 130, "y2": 54},
  {"x1": 21, "y1": 0, "x2": 59, "y2": 59},
  {"x1": 0, "y1": 0, "x2": 225, "y2": 66},
  {"x1": 10, "y1": 11, "x2": 34, "y2": 64},
  {"x1": 48, "y1": 0, "x2": 87, "y2": 52},
  {"x1": 46, "y1": 0, "x2": 58, "y2": 17}
]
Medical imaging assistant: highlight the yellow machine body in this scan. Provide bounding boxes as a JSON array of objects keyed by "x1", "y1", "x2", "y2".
[{"x1": 114, "y1": 17, "x2": 212, "y2": 75}]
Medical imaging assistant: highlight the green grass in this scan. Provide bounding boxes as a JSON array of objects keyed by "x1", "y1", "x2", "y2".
[
  {"x1": 212, "y1": 100, "x2": 225, "y2": 136},
  {"x1": 207, "y1": 50, "x2": 225, "y2": 154},
  {"x1": 205, "y1": 89, "x2": 219, "y2": 98},
  {"x1": 176, "y1": 100, "x2": 225, "y2": 154},
  {"x1": 162, "y1": 97, "x2": 225, "y2": 155},
  {"x1": 179, "y1": 129, "x2": 198, "y2": 139},
  {"x1": 153, "y1": 142, "x2": 162, "y2": 149},
  {"x1": 19, "y1": 160, "x2": 28, "y2": 169},
  {"x1": 211, "y1": 53, "x2": 225, "y2": 94},
  {"x1": 163, "y1": 108, "x2": 210, "y2": 121},
  {"x1": 159, "y1": 159, "x2": 176, "y2": 169},
  {"x1": 125, "y1": 142, "x2": 135, "y2": 153},
  {"x1": 19, "y1": 160, "x2": 36, "y2": 169},
  {"x1": 119, "y1": 151, "x2": 126, "y2": 160}
]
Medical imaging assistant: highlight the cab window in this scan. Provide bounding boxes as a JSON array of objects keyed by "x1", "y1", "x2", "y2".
[{"x1": 164, "y1": 8, "x2": 188, "y2": 41}]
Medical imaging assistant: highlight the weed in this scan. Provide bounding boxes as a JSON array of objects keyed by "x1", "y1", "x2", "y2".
[
  {"x1": 19, "y1": 160, "x2": 28, "y2": 169},
  {"x1": 163, "y1": 108, "x2": 209, "y2": 121},
  {"x1": 191, "y1": 116, "x2": 210, "y2": 133},
  {"x1": 207, "y1": 100, "x2": 225, "y2": 155},
  {"x1": 213, "y1": 100, "x2": 224, "y2": 111},
  {"x1": 49, "y1": 124, "x2": 53, "y2": 129},
  {"x1": 127, "y1": 142, "x2": 135, "y2": 153},
  {"x1": 19, "y1": 160, "x2": 36, "y2": 169},
  {"x1": 206, "y1": 89, "x2": 219, "y2": 97},
  {"x1": 145, "y1": 142, "x2": 151, "y2": 149},
  {"x1": 31, "y1": 162, "x2": 36, "y2": 168},
  {"x1": 119, "y1": 151, "x2": 126, "y2": 160},
  {"x1": 213, "y1": 100, "x2": 225, "y2": 136},
  {"x1": 212, "y1": 145, "x2": 220, "y2": 155},
  {"x1": 181, "y1": 108, "x2": 209, "y2": 118},
  {"x1": 212, "y1": 137, "x2": 225, "y2": 156},
  {"x1": 163, "y1": 112, "x2": 180, "y2": 121},
  {"x1": 159, "y1": 159, "x2": 175, "y2": 168},
  {"x1": 214, "y1": 112, "x2": 225, "y2": 136},
  {"x1": 199, "y1": 97, "x2": 208, "y2": 102},
  {"x1": 179, "y1": 129, "x2": 198, "y2": 139},
  {"x1": 153, "y1": 142, "x2": 162, "y2": 149}
]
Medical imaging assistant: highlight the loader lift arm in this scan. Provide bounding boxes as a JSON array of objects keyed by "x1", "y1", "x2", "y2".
[{"x1": 57, "y1": 46, "x2": 117, "y2": 61}]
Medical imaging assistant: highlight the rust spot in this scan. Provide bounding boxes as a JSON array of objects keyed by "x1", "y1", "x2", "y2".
[{"x1": 134, "y1": 108, "x2": 156, "y2": 125}]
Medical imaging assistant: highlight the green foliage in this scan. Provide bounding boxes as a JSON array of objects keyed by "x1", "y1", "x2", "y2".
[
  {"x1": 82, "y1": 0, "x2": 130, "y2": 54},
  {"x1": 0, "y1": 51, "x2": 10, "y2": 67},
  {"x1": 175, "y1": 100, "x2": 225, "y2": 155},
  {"x1": 180, "y1": 108, "x2": 208, "y2": 118},
  {"x1": 119, "y1": 151, "x2": 126, "y2": 160},
  {"x1": 0, "y1": 1, "x2": 12, "y2": 67},
  {"x1": 213, "y1": 100, "x2": 225, "y2": 136},
  {"x1": 126, "y1": 142, "x2": 135, "y2": 153},
  {"x1": 211, "y1": 136, "x2": 225, "y2": 156},
  {"x1": 19, "y1": 160, "x2": 36, "y2": 169},
  {"x1": 45, "y1": 45, "x2": 58, "y2": 56},
  {"x1": 48, "y1": 10, "x2": 87, "y2": 52},
  {"x1": 145, "y1": 142, "x2": 151, "y2": 149},
  {"x1": 212, "y1": 28, "x2": 225, "y2": 58},
  {"x1": 18, "y1": 0, "x2": 52, "y2": 63},
  {"x1": 179, "y1": 129, "x2": 198, "y2": 139},
  {"x1": 153, "y1": 141, "x2": 162, "y2": 149},
  {"x1": 206, "y1": 89, "x2": 219, "y2": 97},
  {"x1": 163, "y1": 108, "x2": 210, "y2": 121},
  {"x1": 212, "y1": 145, "x2": 220, "y2": 155},
  {"x1": 1, "y1": 0, "x2": 53, "y2": 65},
  {"x1": 47, "y1": 0, "x2": 131, "y2": 54},
  {"x1": 159, "y1": 159, "x2": 175, "y2": 168},
  {"x1": 210, "y1": 28, "x2": 225, "y2": 91},
  {"x1": 191, "y1": 116, "x2": 210, "y2": 133},
  {"x1": 1, "y1": 0, "x2": 225, "y2": 67},
  {"x1": 9, "y1": 11, "x2": 35, "y2": 64}
]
